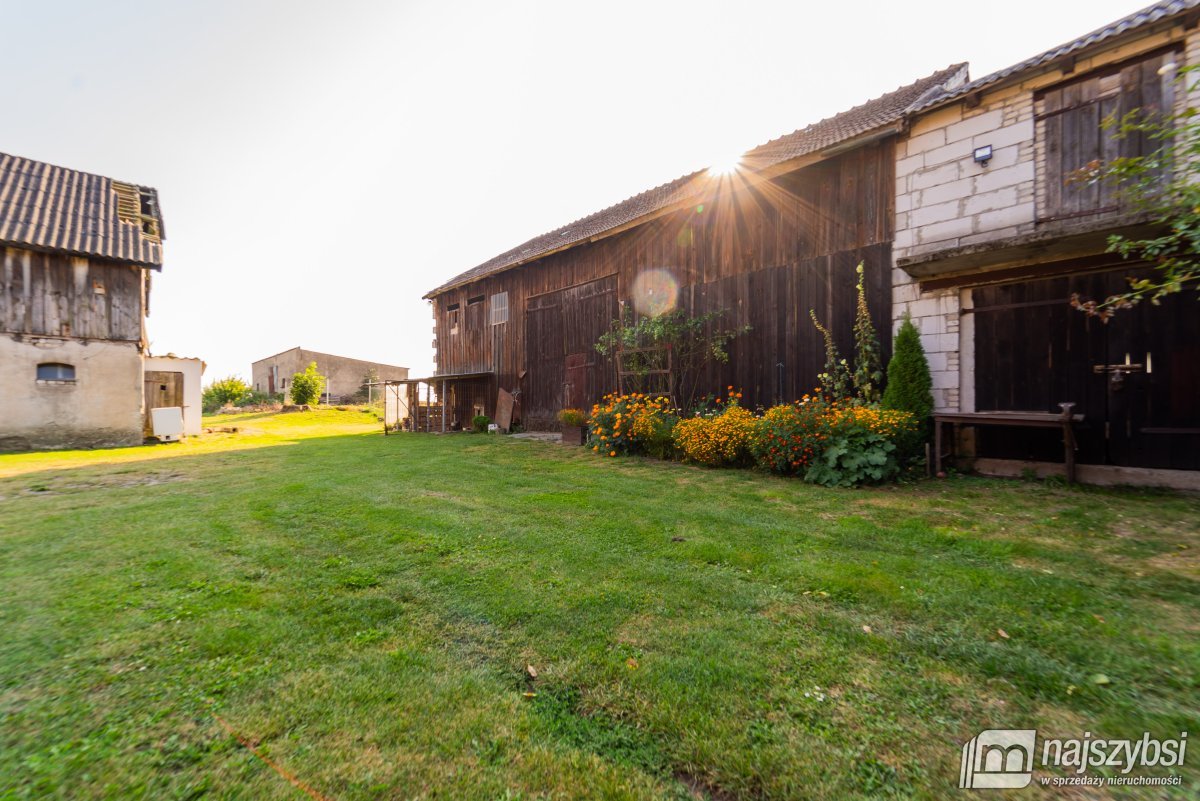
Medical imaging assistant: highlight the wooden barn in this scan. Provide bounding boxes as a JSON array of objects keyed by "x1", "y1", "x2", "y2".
[{"x1": 423, "y1": 65, "x2": 967, "y2": 430}]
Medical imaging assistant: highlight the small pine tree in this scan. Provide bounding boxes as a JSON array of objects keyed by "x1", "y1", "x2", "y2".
[
  {"x1": 354, "y1": 367, "x2": 380, "y2": 403},
  {"x1": 289, "y1": 362, "x2": 326, "y2": 406},
  {"x1": 851, "y1": 262, "x2": 883, "y2": 403},
  {"x1": 882, "y1": 314, "x2": 933, "y2": 456},
  {"x1": 810, "y1": 310, "x2": 852, "y2": 400}
]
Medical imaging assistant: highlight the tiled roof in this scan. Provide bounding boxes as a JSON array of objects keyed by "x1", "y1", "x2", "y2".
[
  {"x1": 0, "y1": 152, "x2": 165, "y2": 268},
  {"x1": 907, "y1": 0, "x2": 1200, "y2": 115},
  {"x1": 424, "y1": 64, "x2": 968, "y2": 298}
]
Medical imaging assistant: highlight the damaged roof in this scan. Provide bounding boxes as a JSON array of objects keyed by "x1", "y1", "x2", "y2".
[
  {"x1": 908, "y1": 0, "x2": 1200, "y2": 115},
  {"x1": 0, "y1": 152, "x2": 165, "y2": 268},
  {"x1": 424, "y1": 64, "x2": 968, "y2": 299}
]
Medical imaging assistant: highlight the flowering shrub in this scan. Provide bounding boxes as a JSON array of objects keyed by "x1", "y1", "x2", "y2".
[
  {"x1": 804, "y1": 404, "x2": 917, "y2": 487},
  {"x1": 589, "y1": 393, "x2": 675, "y2": 457},
  {"x1": 588, "y1": 386, "x2": 916, "y2": 487},
  {"x1": 748, "y1": 398, "x2": 826, "y2": 475},
  {"x1": 673, "y1": 389, "x2": 755, "y2": 467},
  {"x1": 557, "y1": 408, "x2": 588, "y2": 427}
]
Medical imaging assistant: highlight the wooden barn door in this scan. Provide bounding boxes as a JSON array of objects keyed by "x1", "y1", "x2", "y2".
[
  {"x1": 972, "y1": 267, "x2": 1200, "y2": 470},
  {"x1": 524, "y1": 275, "x2": 618, "y2": 428},
  {"x1": 1099, "y1": 272, "x2": 1200, "y2": 470},
  {"x1": 143, "y1": 371, "x2": 184, "y2": 436}
]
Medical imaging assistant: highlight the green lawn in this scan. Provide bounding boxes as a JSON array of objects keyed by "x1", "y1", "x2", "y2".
[{"x1": 1, "y1": 410, "x2": 1197, "y2": 800}]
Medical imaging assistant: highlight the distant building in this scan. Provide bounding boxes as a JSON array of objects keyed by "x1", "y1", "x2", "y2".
[
  {"x1": 0, "y1": 151, "x2": 188, "y2": 451},
  {"x1": 252, "y1": 347, "x2": 408, "y2": 402}
]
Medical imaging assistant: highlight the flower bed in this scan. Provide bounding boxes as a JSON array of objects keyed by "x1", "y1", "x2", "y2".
[
  {"x1": 589, "y1": 393, "x2": 677, "y2": 458},
  {"x1": 589, "y1": 389, "x2": 917, "y2": 487}
]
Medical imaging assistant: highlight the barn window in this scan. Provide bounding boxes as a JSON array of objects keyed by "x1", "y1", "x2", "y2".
[
  {"x1": 489, "y1": 292, "x2": 509, "y2": 325},
  {"x1": 1035, "y1": 47, "x2": 1178, "y2": 221},
  {"x1": 447, "y1": 302, "x2": 461, "y2": 336},
  {"x1": 112, "y1": 181, "x2": 162, "y2": 239},
  {"x1": 37, "y1": 363, "x2": 76, "y2": 382},
  {"x1": 467, "y1": 295, "x2": 485, "y2": 305}
]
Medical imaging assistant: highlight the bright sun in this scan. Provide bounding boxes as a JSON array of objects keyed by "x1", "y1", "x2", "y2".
[{"x1": 708, "y1": 154, "x2": 743, "y2": 176}]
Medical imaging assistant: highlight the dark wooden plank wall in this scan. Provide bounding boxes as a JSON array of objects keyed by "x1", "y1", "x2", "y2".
[
  {"x1": 523, "y1": 275, "x2": 619, "y2": 427},
  {"x1": 1, "y1": 247, "x2": 144, "y2": 341},
  {"x1": 432, "y1": 142, "x2": 895, "y2": 424},
  {"x1": 973, "y1": 265, "x2": 1200, "y2": 470}
]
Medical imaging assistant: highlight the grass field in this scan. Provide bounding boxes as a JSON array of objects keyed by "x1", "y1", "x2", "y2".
[{"x1": 1, "y1": 409, "x2": 1197, "y2": 800}]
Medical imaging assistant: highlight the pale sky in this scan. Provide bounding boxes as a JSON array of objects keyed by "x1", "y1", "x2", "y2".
[{"x1": 2, "y1": 0, "x2": 1146, "y2": 382}]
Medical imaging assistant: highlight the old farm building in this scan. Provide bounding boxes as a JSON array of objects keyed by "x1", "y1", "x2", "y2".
[
  {"x1": 424, "y1": 65, "x2": 969, "y2": 430},
  {"x1": 893, "y1": 0, "x2": 1200, "y2": 482},
  {"x1": 251, "y1": 347, "x2": 408, "y2": 402},
  {"x1": 420, "y1": 2, "x2": 1196, "y2": 484},
  {"x1": 0, "y1": 153, "x2": 178, "y2": 451}
]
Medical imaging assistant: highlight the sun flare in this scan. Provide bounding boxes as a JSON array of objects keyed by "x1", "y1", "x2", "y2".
[{"x1": 708, "y1": 154, "x2": 743, "y2": 176}]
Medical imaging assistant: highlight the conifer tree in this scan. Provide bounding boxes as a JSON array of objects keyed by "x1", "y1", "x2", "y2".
[{"x1": 882, "y1": 314, "x2": 933, "y2": 455}]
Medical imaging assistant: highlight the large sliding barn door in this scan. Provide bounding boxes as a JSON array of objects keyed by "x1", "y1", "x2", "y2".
[
  {"x1": 973, "y1": 267, "x2": 1200, "y2": 470},
  {"x1": 523, "y1": 276, "x2": 618, "y2": 428}
]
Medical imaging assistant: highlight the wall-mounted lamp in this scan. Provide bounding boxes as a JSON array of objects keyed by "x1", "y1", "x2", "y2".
[{"x1": 973, "y1": 145, "x2": 993, "y2": 167}]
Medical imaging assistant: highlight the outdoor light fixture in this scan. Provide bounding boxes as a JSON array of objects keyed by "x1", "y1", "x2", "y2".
[{"x1": 973, "y1": 145, "x2": 993, "y2": 167}]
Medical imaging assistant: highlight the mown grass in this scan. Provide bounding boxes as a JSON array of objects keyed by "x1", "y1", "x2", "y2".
[{"x1": 0, "y1": 410, "x2": 1197, "y2": 800}]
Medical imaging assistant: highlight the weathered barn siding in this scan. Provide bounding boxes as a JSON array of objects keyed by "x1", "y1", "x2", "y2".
[
  {"x1": 2, "y1": 247, "x2": 145, "y2": 341},
  {"x1": 432, "y1": 143, "x2": 895, "y2": 427}
]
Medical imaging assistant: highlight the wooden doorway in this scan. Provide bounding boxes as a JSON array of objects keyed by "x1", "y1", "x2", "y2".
[
  {"x1": 524, "y1": 275, "x2": 618, "y2": 428},
  {"x1": 144, "y1": 370, "x2": 184, "y2": 436},
  {"x1": 972, "y1": 266, "x2": 1200, "y2": 470}
]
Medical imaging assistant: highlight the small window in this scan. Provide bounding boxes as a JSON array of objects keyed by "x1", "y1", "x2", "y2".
[
  {"x1": 37, "y1": 363, "x2": 76, "y2": 381},
  {"x1": 448, "y1": 304, "x2": 461, "y2": 336},
  {"x1": 467, "y1": 295, "x2": 485, "y2": 305},
  {"x1": 490, "y1": 292, "x2": 509, "y2": 325}
]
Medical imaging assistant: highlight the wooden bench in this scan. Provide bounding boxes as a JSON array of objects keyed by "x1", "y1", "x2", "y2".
[{"x1": 933, "y1": 403, "x2": 1084, "y2": 483}]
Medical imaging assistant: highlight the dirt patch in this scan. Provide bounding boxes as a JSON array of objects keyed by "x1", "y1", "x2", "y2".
[{"x1": 13, "y1": 470, "x2": 188, "y2": 498}]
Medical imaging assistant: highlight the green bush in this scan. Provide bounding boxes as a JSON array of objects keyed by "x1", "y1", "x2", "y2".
[
  {"x1": 882, "y1": 314, "x2": 933, "y2": 459},
  {"x1": 472, "y1": 415, "x2": 491, "y2": 433},
  {"x1": 235, "y1": 390, "x2": 275, "y2": 407},
  {"x1": 289, "y1": 362, "x2": 326, "y2": 406},
  {"x1": 202, "y1": 376, "x2": 251, "y2": 413},
  {"x1": 804, "y1": 426, "x2": 900, "y2": 488}
]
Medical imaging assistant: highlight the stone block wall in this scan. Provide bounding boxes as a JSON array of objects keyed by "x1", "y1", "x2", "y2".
[{"x1": 891, "y1": 23, "x2": 1195, "y2": 412}]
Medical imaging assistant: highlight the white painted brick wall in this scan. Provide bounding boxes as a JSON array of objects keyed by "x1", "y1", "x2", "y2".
[
  {"x1": 890, "y1": 26, "x2": 1194, "y2": 415},
  {"x1": 896, "y1": 91, "x2": 1038, "y2": 263}
]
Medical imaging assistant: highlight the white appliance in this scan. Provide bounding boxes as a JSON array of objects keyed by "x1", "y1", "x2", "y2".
[{"x1": 150, "y1": 406, "x2": 185, "y2": 442}]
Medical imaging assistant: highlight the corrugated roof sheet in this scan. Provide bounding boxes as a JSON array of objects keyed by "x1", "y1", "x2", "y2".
[
  {"x1": 0, "y1": 152, "x2": 165, "y2": 268},
  {"x1": 424, "y1": 64, "x2": 968, "y2": 298},
  {"x1": 907, "y1": 0, "x2": 1200, "y2": 114}
]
